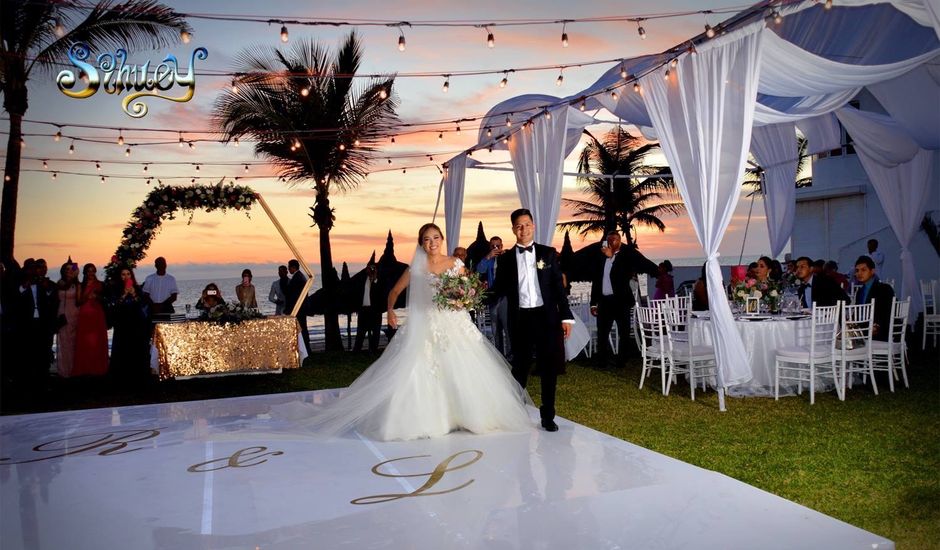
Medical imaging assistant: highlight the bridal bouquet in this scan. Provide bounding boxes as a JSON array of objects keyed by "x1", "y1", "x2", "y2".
[
  {"x1": 731, "y1": 278, "x2": 781, "y2": 312},
  {"x1": 433, "y1": 273, "x2": 487, "y2": 312}
]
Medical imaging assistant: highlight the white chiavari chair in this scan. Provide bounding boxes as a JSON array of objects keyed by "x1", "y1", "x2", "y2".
[
  {"x1": 871, "y1": 297, "x2": 910, "y2": 392},
  {"x1": 838, "y1": 302, "x2": 875, "y2": 398},
  {"x1": 636, "y1": 305, "x2": 667, "y2": 395},
  {"x1": 775, "y1": 302, "x2": 842, "y2": 404},
  {"x1": 920, "y1": 280, "x2": 939, "y2": 350},
  {"x1": 662, "y1": 305, "x2": 717, "y2": 400}
]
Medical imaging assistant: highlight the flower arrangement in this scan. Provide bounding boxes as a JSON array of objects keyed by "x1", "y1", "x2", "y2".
[
  {"x1": 105, "y1": 181, "x2": 257, "y2": 279},
  {"x1": 732, "y1": 278, "x2": 781, "y2": 312},
  {"x1": 433, "y1": 273, "x2": 487, "y2": 312},
  {"x1": 202, "y1": 302, "x2": 265, "y2": 324}
]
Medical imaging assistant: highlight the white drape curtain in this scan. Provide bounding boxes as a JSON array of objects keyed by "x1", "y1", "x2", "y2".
[
  {"x1": 641, "y1": 27, "x2": 764, "y2": 398},
  {"x1": 507, "y1": 106, "x2": 571, "y2": 245},
  {"x1": 442, "y1": 153, "x2": 468, "y2": 255},
  {"x1": 835, "y1": 107, "x2": 936, "y2": 320},
  {"x1": 750, "y1": 122, "x2": 798, "y2": 258}
]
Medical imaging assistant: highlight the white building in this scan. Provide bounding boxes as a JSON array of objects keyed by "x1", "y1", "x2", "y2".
[{"x1": 792, "y1": 90, "x2": 940, "y2": 289}]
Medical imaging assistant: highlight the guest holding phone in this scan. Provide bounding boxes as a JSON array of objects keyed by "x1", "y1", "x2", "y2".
[
  {"x1": 107, "y1": 267, "x2": 150, "y2": 381},
  {"x1": 196, "y1": 283, "x2": 226, "y2": 315}
]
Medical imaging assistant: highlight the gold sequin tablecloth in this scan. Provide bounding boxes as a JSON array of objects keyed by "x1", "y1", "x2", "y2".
[{"x1": 153, "y1": 316, "x2": 301, "y2": 380}]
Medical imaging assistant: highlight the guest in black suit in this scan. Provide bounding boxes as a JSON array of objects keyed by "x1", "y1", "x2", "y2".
[
  {"x1": 284, "y1": 259, "x2": 311, "y2": 355},
  {"x1": 590, "y1": 231, "x2": 639, "y2": 366},
  {"x1": 853, "y1": 256, "x2": 894, "y2": 341},
  {"x1": 493, "y1": 209, "x2": 573, "y2": 432},
  {"x1": 353, "y1": 263, "x2": 383, "y2": 353},
  {"x1": 9, "y1": 259, "x2": 59, "y2": 386},
  {"x1": 795, "y1": 256, "x2": 848, "y2": 308}
]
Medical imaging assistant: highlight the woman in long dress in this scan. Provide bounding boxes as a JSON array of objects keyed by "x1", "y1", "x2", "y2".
[
  {"x1": 107, "y1": 267, "x2": 151, "y2": 380},
  {"x1": 74, "y1": 263, "x2": 110, "y2": 376},
  {"x1": 55, "y1": 261, "x2": 81, "y2": 377},
  {"x1": 307, "y1": 223, "x2": 533, "y2": 441}
]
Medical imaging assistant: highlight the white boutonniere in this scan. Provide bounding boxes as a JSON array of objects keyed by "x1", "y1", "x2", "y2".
[{"x1": 536, "y1": 259, "x2": 546, "y2": 270}]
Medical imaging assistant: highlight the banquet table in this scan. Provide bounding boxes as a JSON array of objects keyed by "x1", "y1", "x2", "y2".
[
  {"x1": 151, "y1": 316, "x2": 307, "y2": 380},
  {"x1": 689, "y1": 314, "x2": 821, "y2": 397}
]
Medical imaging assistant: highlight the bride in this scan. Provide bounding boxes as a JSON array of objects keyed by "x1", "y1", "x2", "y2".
[{"x1": 305, "y1": 223, "x2": 533, "y2": 441}]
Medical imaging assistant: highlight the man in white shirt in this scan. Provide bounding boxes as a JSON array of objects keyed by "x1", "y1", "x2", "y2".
[
  {"x1": 142, "y1": 257, "x2": 178, "y2": 315},
  {"x1": 867, "y1": 239, "x2": 885, "y2": 275},
  {"x1": 494, "y1": 208, "x2": 573, "y2": 432}
]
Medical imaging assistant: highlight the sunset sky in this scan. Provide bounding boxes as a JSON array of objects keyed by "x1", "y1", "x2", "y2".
[{"x1": 8, "y1": 0, "x2": 778, "y2": 278}]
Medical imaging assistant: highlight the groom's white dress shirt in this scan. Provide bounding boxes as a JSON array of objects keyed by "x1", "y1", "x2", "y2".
[{"x1": 515, "y1": 243, "x2": 544, "y2": 308}]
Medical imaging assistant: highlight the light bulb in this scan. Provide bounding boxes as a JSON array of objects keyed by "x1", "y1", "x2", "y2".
[
  {"x1": 280, "y1": 25, "x2": 289, "y2": 43},
  {"x1": 545, "y1": 110, "x2": 552, "y2": 120},
  {"x1": 100, "y1": 176, "x2": 105, "y2": 183},
  {"x1": 664, "y1": 69, "x2": 670, "y2": 80},
  {"x1": 180, "y1": 30, "x2": 191, "y2": 44},
  {"x1": 487, "y1": 31, "x2": 495, "y2": 48},
  {"x1": 579, "y1": 100, "x2": 586, "y2": 112},
  {"x1": 42, "y1": 160, "x2": 48, "y2": 169},
  {"x1": 638, "y1": 24, "x2": 646, "y2": 40},
  {"x1": 69, "y1": 143, "x2": 75, "y2": 154},
  {"x1": 53, "y1": 19, "x2": 65, "y2": 38},
  {"x1": 233, "y1": 137, "x2": 239, "y2": 147},
  {"x1": 671, "y1": 58, "x2": 678, "y2": 68},
  {"x1": 379, "y1": 88, "x2": 388, "y2": 99},
  {"x1": 338, "y1": 143, "x2": 346, "y2": 151},
  {"x1": 437, "y1": 133, "x2": 443, "y2": 142},
  {"x1": 486, "y1": 128, "x2": 492, "y2": 138},
  {"x1": 505, "y1": 116, "x2": 512, "y2": 128},
  {"x1": 556, "y1": 72, "x2": 564, "y2": 87},
  {"x1": 634, "y1": 82, "x2": 641, "y2": 93},
  {"x1": 398, "y1": 34, "x2": 406, "y2": 51},
  {"x1": 442, "y1": 77, "x2": 449, "y2": 93},
  {"x1": 125, "y1": 147, "x2": 131, "y2": 157},
  {"x1": 561, "y1": 32, "x2": 569, "y2": 47},
  {"x1": 52, "y1": 172, "x2": 58, "y2": 180},
  {"x1": 54, "y1": 130, "x2": 62, "y2": 142},
  {"x1": 402, "y1": 168, "x2": 406, "y2": 174},
  {"x1": 231, "y1": 80, "x2": 239, "y2": 94},
  {"x1": 824, "y1": 0, "x2": 833, "y2": 9},
  {"x1": 146, "y1": 178, "x2": 151, "y2": 185},
  {"x1": 19, "y1": 137, "x2": 25, "y2": 148},
  {"x1": 387, "y1": 158, "x2": 392, "y2": 164},
  {"x1": 300, "y1": 86, "x2": 309, "y2": 97},
  {"x1": 705, "y1": 24, "x2": 715, "y2": 38},
  {"x1": 354, "y1": 138, "x2": 360, "y2": 147},
  {"x1": 179, "y1": 134, "x2": 184, "y2": 147},
  {"x1": 244, "y1": 164, "x2": 249, "y2": 172},
  {"x1": 774, "y1": 10, "x2": 783, "y2": 24},
  {"x1": 391, "y1": 136, "x2": 396, "y2": 143},
  {"x1": 456, "y1": 125, "x2": 461, "y2": 135},
  {"x1": 620, "y1": 65, "x2": 628, "y2": 79},
  {"x1": 143, "y1": 165, "x2": 148, "y2": 173},
  {"x1": 117, "y1": 133, "x2": 124, "y2": 145},
  {"x1": 188, "y1": 141, "x2": 195, "y2": 149},
  {"x1": 499, "y1": 74, "x2": 508, "y2": 88},
  {"x1": 96, "y1": 162, "x2": 101, "y2": 171},
  {"x1": 611, "y1": 91, "x2": 618, "y2": 101}
]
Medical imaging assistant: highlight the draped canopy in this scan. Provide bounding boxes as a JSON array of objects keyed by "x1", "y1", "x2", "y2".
[{"x1": 440, "y1": 0, "x2": 939, "y2": 400}]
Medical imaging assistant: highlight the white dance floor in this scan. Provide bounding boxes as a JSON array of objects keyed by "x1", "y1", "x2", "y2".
[{"x1": 1, "y1": 390, "x2": 892, "y2": 549}]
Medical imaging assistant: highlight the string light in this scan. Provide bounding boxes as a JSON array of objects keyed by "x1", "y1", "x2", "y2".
[
  {"x1": 664, "y1": 69, "x2": 671, "y2": 80},
  {"x1": 561, "y1": 23, "x2": 569, "y2": 47},
  {"x1": 300, "y1": 86, "x2": 309, "y2": 97},
  {"x1": 180, "y1": 30, "x2": 191, "y2": 44},
  {"x1": 68, "y1": 142, "x2": 75, "y2": 154},
  {"x1": 545, "y1": 109, "x2": 552, "y2": 120},
  {"x1": 54, "y1": 129, "x2": 61, "y2": 142},
  {"x1": 505, "y1": 115, "x2": 512, "y2": 127},
  {"x1": 556, "y1": 69, "x2": 564, "y2": 87},
  {"x1": 455, "y1": 124, "x2": 461, "y2": 135},
  {"x1": 499, "y1": 71, "x2": 508, "y2": 88},
  {"x1": 611, "y1": 90, "x2": 618, "y2": 101},
  {"x1": 244, "y1": 164, "x2": 249, "y2": 172},
  {"x1": 117, "y1": 131, "x2": 124, "y2": 146},
  {"x1": 387, "y1": 158, "x2": 392, "y2": 164},
  {"x1": 633, "y1": 82, "x2": 641, "y2": 93},
  {"x1": 486, "y1": 127, "x2": 492, "y2": 138},
  {"x1": 179, "y1": 133, "x2": 184, "y2": 147},
  {"x1": 824, "y1": 0, "x2": 833, "y2": 9},
  {"x1": 188, "y1": 141, "x2": 195, "y2": 149},
  {"x1": 100, "y1": 175, "x2": 105, "y2": 183},
  {"x1": 146, "y1": 177, "x2": 152, "y2": 185},
  {"x1": 233, "y1": 137, "x2": 239, "y2": 147},
  {"x1": 280, "y1": 24, "x2": 289, "y2": 43},
  {"x1": 637, "y1": 20, "x2": 647, "y2": 40},
  {"x1": 772, "y1": 10, "x2": 783, "y2": 24},
  {"x1": 143, "y1": 164, "x2": 148, "y2": 173},
  {"x1": 231, "y1": 79, "x2": 239, "y2": 93},
  {"x1": 442, "y1": 75, "x2": 450, "y2": 93},
  {"x1": 52, "y1": 172, "x2": 58, "y2": 180},
  {"x1": 96, "y1": 162, "x2": 101, "y2": 171},
  {"x1": 671, "y1": 58, "x2": 678, "y2": 68},
  {"x1": 437, "y1": 132, "x2": 443, "y2": 142},
  {"x1": 378, "y1": 87, "x2": 388, "y2": 99},
  {"x1": 19, "y1": 137, "x2": 25, "y2": 148},
  {"x1": 397, "y1": 28, "x2": 406, "y2": 51},
  {"x1": 42, "y1": 160, "x2": 48, "y2": 169},
  {"x1": 486, "y1": 27, "x2": 495, "y2": 48},
  {"x1": 705, "y1": 23, "x2": 716, "y2": 38},
  {"x1": 620, "y1": 65, "x2": 628, "y2": 79},
  {"x1": 124, "y1": 147, "x2": 131, "y2": 157},
  {"x1": 195, "y1": 164, "x2": 200, "y2": 172},
  {"x1": 579, "y1": 99, "x2": 586, "y2": 111},
  {"x1": 338, "y1": 143, "x2": 346, "y2": 151},
  {"x1": 391, "y1": 136, "x2": 396, "y2": 143},
  {"x1": 53, "y1": 18, "x2": 65, "y2": 38}
]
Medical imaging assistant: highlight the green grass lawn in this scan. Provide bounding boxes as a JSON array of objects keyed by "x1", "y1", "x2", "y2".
[{"x1": 3, "y1": 349, "x2": 938, "y2": 549}]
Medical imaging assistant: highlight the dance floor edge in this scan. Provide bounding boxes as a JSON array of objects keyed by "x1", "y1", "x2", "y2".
[{"x1": 0, "y1": 390, "x2": 893, "y2": 550}]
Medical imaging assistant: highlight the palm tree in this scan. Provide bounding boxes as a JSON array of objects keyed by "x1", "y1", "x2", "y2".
[
  {"x1": 557, "y1": 128, "x2": 684, "y2": 245},
  {"x1": 742, "y1": 136, "x2": 813, "y2": 195},
  {"x1": 212, "y1": 32, "x2": 398, "y2": 351},
  {"x1": 0, "y1": 0, "x2": 190, "y2": 265}
]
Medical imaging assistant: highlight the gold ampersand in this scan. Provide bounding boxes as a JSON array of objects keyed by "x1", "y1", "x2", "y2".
[
  {"x1": 0, "y1": 429, "x2": 163, "y2": 465},
  {"x1": 187, "y1": 446, "x2": 284, "y2": 473},
  {"x1": 350, "y1": 450, "x2": 483, "y2": 505}
]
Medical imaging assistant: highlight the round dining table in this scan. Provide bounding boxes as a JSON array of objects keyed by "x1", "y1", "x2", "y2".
[{"x1": 689, "y1": 313, "x2": 827, "y2": 397}]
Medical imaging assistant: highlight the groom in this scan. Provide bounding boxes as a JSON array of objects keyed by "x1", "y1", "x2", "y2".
[{"x1": 494, "y1": 208, "x2": 573, "y2": 432}]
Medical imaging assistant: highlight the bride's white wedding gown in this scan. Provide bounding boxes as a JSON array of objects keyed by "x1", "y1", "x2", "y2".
[{"x1": 304, "y1": 251, "x2": 533, "y2": 441}]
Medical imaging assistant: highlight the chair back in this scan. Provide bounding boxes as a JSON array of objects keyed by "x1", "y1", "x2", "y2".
[
  {"x1": 661, "y1": 305, "x2": 692, "y2": 356},
  {"x1": 635, "y1": 305, "x2": 663, "y2": 354},
  {"x1": 649, "y1": 298, "x2": 671, "y2": 312},
  {"x1": 849, "y1": 283, "x2": 860, "y2": 305},
  {"x1": 840, "y1": 302, "x2": 873, "y2": 353},
  {"x1": 670, "y1": 295, "x2": 692, "y2": 312},
  {"x1": 809, "y1": 302, "x2": 841, "y2": 356},
  {"x1": 920, "y1": 280, "x2": 937, "y2": 315},
  {"x1": 887, "y1": 297, "x2": 911, "y2": 347}
]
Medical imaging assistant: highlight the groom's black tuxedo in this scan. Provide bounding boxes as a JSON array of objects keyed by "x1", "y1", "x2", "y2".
[{"x1": 494, "y1": 243, "x2": 573, "y2": 424}]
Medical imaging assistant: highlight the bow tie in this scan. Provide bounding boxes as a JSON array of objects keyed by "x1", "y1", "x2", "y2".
[{"x1": 516, "y1": 244, "x2": 534, "y2": 254}]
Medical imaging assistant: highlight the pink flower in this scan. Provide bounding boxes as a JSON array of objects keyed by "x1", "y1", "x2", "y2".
[{"x1": 746, "y1": 279, "x2": 756, "y2": 288}]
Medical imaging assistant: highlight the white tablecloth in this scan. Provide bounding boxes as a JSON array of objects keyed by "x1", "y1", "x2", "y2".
[{"x1": 690, "y1": 316, "x2": 815, "y2": 397}]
